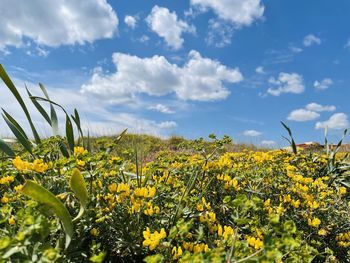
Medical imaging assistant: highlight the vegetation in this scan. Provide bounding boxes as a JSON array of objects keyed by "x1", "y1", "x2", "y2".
[{"x1": 1, "y1": 65, "x2": 350, "y2": 262}]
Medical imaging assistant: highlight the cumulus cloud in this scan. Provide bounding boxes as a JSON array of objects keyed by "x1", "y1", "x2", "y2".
[
  {"x1": 287, "y1": 109, "x2": 320, "y2": 122},
  {"x1": 303, "y1": 34, "x2": 321, "y2": 47},
  {"x1": 206, "y1": 19, "x2": 234, "y2": 48},
  {"x1": 315, "y1": 113, "x2": 349, "y2": 130},
  {"x1": 190, "y1": 0, "x2": 264, "y2": 27},
  {"x1": 267, "y1": 72, "x2": 305, "y2": 96},
  {"x1": 124, "y1": 15, "x2": 137, "y2": 29},
  {"x1": 261, "y1": 140, "x2": 276, "y2": 146},
  {"x1": 255, "y1": 66, "x2": 265, "y2": 74},
  {"x1": 146, "y1": 5, "x2": 195, "y2": 50},
  {"x1": 305, "y1": 103, "x2": 336, "y2": 112},
  {"x1": 314, "y1": 78, "x2": 333, "y2": 90},
  {"x1": 148, "y1": 104, "x2": 174, "y2": 114},
  {"x1": 0, "y1": 77, "x2": 177, "y2": 138},
  {"x1": 81, "y1": 50, "x2": 243, "y2": 102},
  {"x1": 243, "y1": 130, "x2": 262, "y2": 137},
  {"x1": 0, "y1": 0, "x2": 118, "y2": 49}
]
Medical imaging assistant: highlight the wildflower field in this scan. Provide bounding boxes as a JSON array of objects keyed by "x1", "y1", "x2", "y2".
[{"x1": 1, "y1": 65, "x2": 350, "y2": 263}]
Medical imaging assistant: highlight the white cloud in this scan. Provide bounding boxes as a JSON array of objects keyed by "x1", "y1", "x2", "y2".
[
  {"x1": 124, "y1": 15, "x2": 137, "y2": 29},
  {"x1": 344, "y1": 39, "x2": 350, "y2": 49},
  {"x1": 0, "y1": 77, "x2": 177, "y2": 138},
  {"x1": 267, "y1": 72, "x2": 305, "y2": 96},
  {"x1": 290, "y1": 46, "x2": 303, "y2": 53},
  {"x1": 315, "y1": 113, "x2": 349, "y2": 130},
  {"x1": 157, "y1": 121, "x2": 177, "y2": 129},
  {"x1": 314, "y1": 78, "x2": 333, "y2": 90},
  {"x1": 255, "y1": 66, "x2": 265, "y2": 74},
  {"x1": 146, "y1": 5, "x2": 195, "y2": 50},
  {"x1": 148, "y1": 104, "x2": 174, "y2": 114},
  {"x1": 243, "y1": 130, "x2": 262, "y2": 137},
  {"x1": 206, "y1": 19, "x2": 234, "y2": 48},
  {"x1": 261, "y1": 140, "x2": 276, "y2": 146},
  {"x1": 287, "y1": 109, "x2": 320, "y2": 122},
  {"x1": 190, "y1": 0, "x2": 264, "y2": 27},
  {"x1": 305, "y1": 103, "x2": 336, "y2": 112},
  {"x1": 303, "y1": 34, "x2": 321, "y2": 47},
  {"x1": 81, "y1": 50, "x2": 243, "y2": 102},
  {"x1": 0, "y1": 0, "x2": 118, "y2": 49},
  {"x1": 139, "y1": 35, "x2": 150, "y2": 43}
]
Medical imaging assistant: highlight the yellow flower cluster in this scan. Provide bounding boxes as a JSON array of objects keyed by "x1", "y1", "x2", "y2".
[
  {"x1": 142, "y1": 227, "x2": 166, "y2": 251},
  {"x1": 74, "y1": 146, "x2": 88, "y2": 155},
  {"x1": 144, "y1": 201, "x2": 160, "y2": 216},
  {"x1": 336, "y1": 231, "x2": 350, "y2": 247},
  {"x1": 196, "y1": 197, "x2": 211, "y2": 212},
  {"x1": 13, "y1": 156, "x2": 50, "y2": 173},
  {"x1": 217, "y1": 225, "x2": 234, "y2": 240},
  {"x1": 172, "y1": 246, "x2": 183, "y2": 259},
  {"x1": 217, "y1": 174, "x2": 239, "y2": 190},
  {"x1": 308, "y1": 217, "x2": 321, "y2": 228},
  {"x1": 247, "y1": 236, "x2": 263, "y2": 250},
  {"x1": 134, "y1": 186, "x2": 156, "y2": 198},
  {"x1": 0, "y1": 176, "x2": 14, "y2": 185},
  {"x1": 182, "y1": 242, "x2": 210, "y2": 253}
]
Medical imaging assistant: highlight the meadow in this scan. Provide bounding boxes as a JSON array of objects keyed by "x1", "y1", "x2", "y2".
[{"x1": 1, "y1": 64, "x2": 350, "y2": 262}]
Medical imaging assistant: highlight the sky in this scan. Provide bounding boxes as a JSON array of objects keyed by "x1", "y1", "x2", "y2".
[{"x1": 0, "y1": 0, "x2": 350, "y2": 147}]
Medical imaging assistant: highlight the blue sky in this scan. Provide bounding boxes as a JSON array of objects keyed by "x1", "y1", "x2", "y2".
[{"x1": 1, "y1": 0, "x2": 349, "y2": 146}]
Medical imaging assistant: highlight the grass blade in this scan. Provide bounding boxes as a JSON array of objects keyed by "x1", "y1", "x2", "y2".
[
  {"x1": 2, "y1": 109, "x2": 29, "y2": 140},
  {"x1": 2, "y1": 112, "x2": 33, "y2": 155},
  {"x1": 39, "y1": 83, "x2": 59, "y2": 136},
  {"x1": 66, "y1": 115, "x2": 75, "y2": 152},
  {"x1": 26, "y1": 86, "x2": 52, "y2": 126},
  {"x1": 281, "y1": 121, "x2": 297, "y2": 154},
  {"x1": 70, "y1": 169, "x2": 88, "y2": 222},
  {"x1": 21, "y1": 180, "x2": 73, "y2": 249},
  {"x1": 0, "y1": 138, "x2": 15, "y2": 157},
  {"x1": 71, "y1": 109, "x2": 84, "y2": 146},
  {"x1": 0, "y1": 64, "x2": 41, "y2": 143}
]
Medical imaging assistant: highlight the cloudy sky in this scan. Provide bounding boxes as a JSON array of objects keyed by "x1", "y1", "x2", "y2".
[{"x1": 1, "y1": 0, "x2": 349, "y2": 146}]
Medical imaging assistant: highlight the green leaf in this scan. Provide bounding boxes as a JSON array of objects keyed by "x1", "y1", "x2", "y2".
[
  {"x1": 39, "y1": 83, "x2": 59, "y2": 136},
  {"x1": 2, "y1": 112, "x2": 33, "y2": 155},
  {"x1": 66, "y1": 114, "x2": 75, "y2": 152},
  {"x1": 21, "y1": 180, "x2": 73, "y2": 249},
  {"x1": 2, "y1": 109, "x2": 28, "y2": 140},
  {"x1": 0, "y1": 64, "x2": 41, "y2": 143},
  {"x1": 58, "y1": 139, "x2": 70, "y2": 158},
  {"x1": 70, "y1": 169, "x2": 88, "y2": 222},
  {"x1": 0, "y1": 138, "x2": 15, "y2": 157},
  {"x1": 281, "y1": 121, "x2": 297, "y2": 154},
  {"x1": 71, "y1": 108, "x2": 84, "y2": 146},
  {"x1": 26, "y1": 86, "x2": 52, "y2": 126}
]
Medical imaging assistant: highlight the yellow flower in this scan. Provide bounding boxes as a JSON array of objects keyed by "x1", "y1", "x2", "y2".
[
  {"x1": 247, "y1": 236, "x2": 263, "y2": 250},
  {"x1": 217, "y1": 224, "x2": 223, "y2": 237},
  {"x1": 172, "y1": 246, "x2": 183, "y2": 258},
  {"x1": 223, "y1": 226, "x2": 234, "y2": 240},
  {"x1": 108, "y1": 183, "x2": 117, "y2": 193},
  {"x1": 1, "y1": 196, "x2": 9, "y2": 203},
  {"x1": 318, "y1": 229, "x2": 327, "y2": 236},
  {"x1": 291, "y1": 199, "x2": 300, "y2": 208},
  {"x1": 142, "y1": 227, "x2": 166, "y2": 251},
  {"x1": 90, "y1": 228, "x2": 99, "y2": 236},
  {"x1": 8, "y1": 216, "x2": 15, "y2": 225},
  {"x1": 0, "y1": 176, "x2": 14, "y2": 185},
  {"x1": 339, "y1": 187, "x2": 347, "y2": 195},
  {"x1": 308, "y1": 217, "x2": 321, "y2": 228},
  {"x1": 74, "y1": 146, "x2": 88, "y2": 155},
  {"x1": 77, "y1": 159, "x2": 85, "y2": 167}
]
